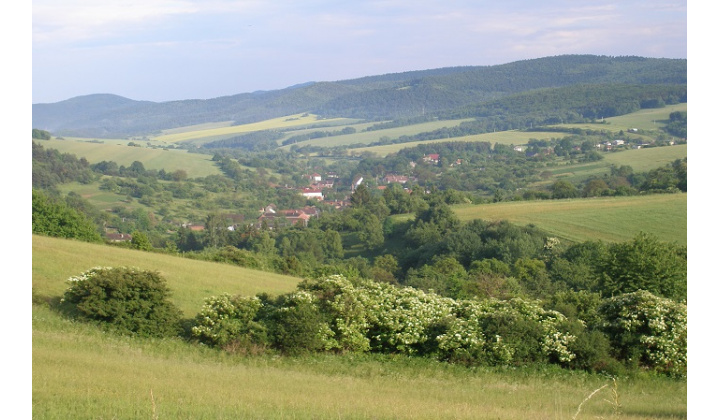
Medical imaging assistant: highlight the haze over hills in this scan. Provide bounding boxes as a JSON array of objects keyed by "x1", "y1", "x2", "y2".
[{"x1": 32, "y1": 55, "x2": 687, "y2": 138}]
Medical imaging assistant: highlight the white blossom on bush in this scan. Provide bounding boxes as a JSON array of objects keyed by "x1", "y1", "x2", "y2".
[{"x1": 599, "y1": 290, "x2": 686, "y2": 376}]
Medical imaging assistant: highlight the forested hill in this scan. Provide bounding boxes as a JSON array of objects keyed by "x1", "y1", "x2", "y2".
[{"x1": 32, "y1": 55, "x2": 686, "y2": 138}]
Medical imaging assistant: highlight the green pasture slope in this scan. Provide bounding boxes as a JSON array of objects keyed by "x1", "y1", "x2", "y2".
[
  {"x1": 543, "y1": 144, "x2": 687, "y2": 185},
  {"x1": 32, "y1": 235, "x2": 686, "y2": 419},
  {"x1": 32, "y1": 235, "x2": 300, "y2": 315},
  {"x1": 279, "y1": 118, "x2": 477, "y2": 150},
  {"x1": 453, "y1": 194, "x2": 687, "y2": 246},
  {"x1": 556, "y1": 103, "x2": 687, "y2": 133},
  {"x1": 36, "y1": 139, "x2": 222, "y2": 178},
  {"x1": 151, "y1": 113, "x2": 352, "y2": 145}
]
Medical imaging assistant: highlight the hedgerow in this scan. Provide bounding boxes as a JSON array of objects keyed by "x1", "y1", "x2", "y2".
[{"x1": 61, "y1": 268, "x2": 686, "y2": 376}]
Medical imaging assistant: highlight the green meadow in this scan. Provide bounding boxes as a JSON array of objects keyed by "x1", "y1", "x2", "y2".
[
  {"x1": 452, "y1": 194, "x2": 687, "y2": 245},
  {"x1": 32, "y1": 235, "x2": 687, "y2": 419}
]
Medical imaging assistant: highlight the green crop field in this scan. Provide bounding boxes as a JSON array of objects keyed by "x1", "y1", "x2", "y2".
[
  {"x1": 31, "y1": 235, "x2": 687, "y2": 419},
  {"x1": 452, "y1": 194, "x2": 687, "y2": 245},
  {"x1": 36, "y1": 139, "x2": 222, "y2": 178}
]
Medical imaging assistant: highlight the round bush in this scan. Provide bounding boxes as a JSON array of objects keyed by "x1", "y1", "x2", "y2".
[{"x1": 61, "y1": 267, "x2": 182, "y2": 337}]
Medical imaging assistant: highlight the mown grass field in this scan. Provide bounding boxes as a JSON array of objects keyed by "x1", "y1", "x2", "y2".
[
  {"x1": 540, "y1": 144, "x2": 687, "y2": 185},
  {"x1": 350, "y1": 129, "x2": 562, "y2": 157},
  {"x1": 36, "y1": 139, "x2": 222, "y2": 178},
  {"x1": 32, "y1": 235, "x2": 687, "y2": 419},
  {"x1": 150, "y1": 114, "x2": 352, "y2": 144},
  {"x1": 555, "y1": 103, "x2": 687, "y2": 133},
  {"x1": 452, "y1": 194, "x2": 687, "y2": 245}
]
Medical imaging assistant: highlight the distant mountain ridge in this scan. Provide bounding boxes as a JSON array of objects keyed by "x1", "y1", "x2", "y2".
[{"x1": 32, "y1": 55, "x2": 687, "y2": 138}]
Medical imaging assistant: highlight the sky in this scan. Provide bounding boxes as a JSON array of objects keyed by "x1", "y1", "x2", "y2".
[{"x1": 31, "y1": 0, "x2": 688, "y2": 104}]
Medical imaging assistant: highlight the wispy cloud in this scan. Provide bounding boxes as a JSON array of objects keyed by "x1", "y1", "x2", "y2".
[{"x1": 33, "y1": 0, "x2": 201, "y2": 45}]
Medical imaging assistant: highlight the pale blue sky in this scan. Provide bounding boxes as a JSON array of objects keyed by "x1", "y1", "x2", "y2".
[{"x1": 32, "y1": 1, "x2": 687, "y2": 104}]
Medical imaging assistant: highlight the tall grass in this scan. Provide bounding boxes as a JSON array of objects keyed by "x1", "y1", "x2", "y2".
[{"x1": 32, "y1": 303, "x2": 686, "y2": 420}]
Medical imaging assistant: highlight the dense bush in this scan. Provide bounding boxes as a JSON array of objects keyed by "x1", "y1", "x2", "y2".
[
  {"x1": 61, "y1": 267, "x2": 182, "y2": 337},
  {"x1": 262, "y1": 291, "x2": 335, "y2": 355}
]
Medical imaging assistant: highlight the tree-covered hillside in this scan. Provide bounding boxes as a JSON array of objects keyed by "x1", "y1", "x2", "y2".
[{"x1": 32, "y1": 55, "x2": 686, "y2": 138}]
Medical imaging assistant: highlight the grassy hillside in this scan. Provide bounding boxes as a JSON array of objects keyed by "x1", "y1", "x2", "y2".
[
  {"x1": 334, "y1": 103, "x2": 687, "y2": 158},
  {"x1": 279, "y1": 118, "x2": 477, "y2": 150},
  {"x1": 352, "y1": 129, "x2": 560, "y2": 157},
  {"x1": 31, "y1": 302, "x2": 686, "y2": 419},
  {"x1": 36, "y1": 139, "x2": 222, "y2": 178},
  {"x1": 151, "y1": 113, "x2": 351, "y2": 145},
  {"x1": 452, "y1": 194, "x2": 687, "y2": 245},
  {"x1": 545, "y1": 144, "x2": 687, "y2": 185},
  {"x1": 32, "y1": 235, "x2": 300, "y2": 315},
  {"x1": 555, "y1": 103, "x2": 687, "y2": 132},
  {"x1": 32, "y1": 235, "x2": 687, "y2": 419}
]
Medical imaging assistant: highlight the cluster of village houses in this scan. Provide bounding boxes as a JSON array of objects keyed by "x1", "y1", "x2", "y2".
[{"x1": 107, "y1": 153, "x2": 454, "y2": 240}]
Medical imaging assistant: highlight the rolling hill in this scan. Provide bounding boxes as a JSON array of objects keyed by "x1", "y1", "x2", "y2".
[{"x1": 32, "y1": 55, "x2": 686, "y2": 138}]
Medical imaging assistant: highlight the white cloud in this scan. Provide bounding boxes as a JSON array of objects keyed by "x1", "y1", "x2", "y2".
[{"x1": 33, "y1": 0, "x2": 201, "y2": 45}]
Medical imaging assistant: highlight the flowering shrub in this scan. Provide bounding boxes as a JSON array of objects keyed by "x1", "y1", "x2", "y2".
[
  {"x1": 191, "y1": 293, "x2": 266, "y2": 347},
  {"x1": 62, "y1": 267, "x2": 182, "y2": 337},
  {"x1": 298, "y1": 276, "x2": 575, "y2": 366},
  {"x1": 444, "y1": 298, "x2": 575, "y2": 365},
  {"x1": 188, "y1": 276, "x2": 684, "y2": 375},
  {"x1": 598, "y1": 290, "x2": 687, "y2": 376}
]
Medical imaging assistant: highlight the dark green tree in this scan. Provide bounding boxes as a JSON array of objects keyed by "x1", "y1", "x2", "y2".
[
  {"x1": 32, "y1": 189, "x2": 102, "y2": 243},
  {"x1": 598, "y1": 232, "x2": 686, "y2": 301},
  {"x1": 551, "y1": 180, "x2": 579, "y2": 199},
  {"x1": 350, "y1": 184, "x2": 372, "y2": 207},
  {"x1": 130, "y1": 230, "x2": 153, "y2": 251}
]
